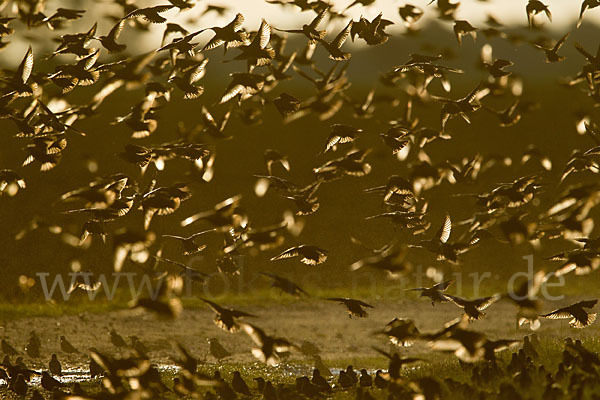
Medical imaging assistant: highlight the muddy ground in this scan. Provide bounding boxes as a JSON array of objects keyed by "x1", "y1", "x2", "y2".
[{"x1": 1, "y1": 296, "x2": 596, "y2": 374}]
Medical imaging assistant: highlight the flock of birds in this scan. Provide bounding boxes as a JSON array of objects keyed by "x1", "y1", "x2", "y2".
[{"x1": 1, "y1": 0, "x2": 600, "y2": 398}]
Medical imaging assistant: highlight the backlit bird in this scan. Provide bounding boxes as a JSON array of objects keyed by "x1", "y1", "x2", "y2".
[
  {"x1": 200, "y1": 298, "x2": 256, "y2": 332},
  {"x1": 124, "y1": 5, "x2": 176, "y2": 24},
  {"x1": 444, "y1": 293, "x2": 501, "y2": 320},
  {"x1": 274, "y1": 8, "x2": 327, "y2": 44},
  {"x1": 239, "y1": 323, "x2": 295, "y2": 366},
  {"x1": 229, "y1": 19, "x2": 275, "y2": 72},
  {"x1": 270, "y1": 244, "x2": 328, "y2": 265},
  {"x1": 202, "y1": 13, "x2": 251, "y2": 53},
  {"x1": 317, "y1": 20, "x2": 353, "y2": 61},
  {"x1": 540, "y1": 299, "x2": 598, "y2": 328},
  {"x1": 162, "y1": 228, "x2": 215, "y2": 255},
  {"x1": 377, "y1": 318, "x2": 421, "y2": 346}
]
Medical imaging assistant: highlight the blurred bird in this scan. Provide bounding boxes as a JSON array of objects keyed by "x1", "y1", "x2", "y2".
[
  {"x1": 60, "y1": 336, "x2": 79, "y2": 354},
  {"x1": 49, "y1": 353, "x2": 62, "y2": 376},
  {"x1": 239, "y1": 323, "x2": 295, "y2": 366},
  {"x1": 162, "y1": 228, "x2": 216, "y2": 255},
  {"x1": 208, "y1": 338, "x2": 231, "y2": 360},
  {"x1": 200, "y1": 298, "x2": 256, "y2": 332},
  {"x1": 109, "y1": 329, "x2": 127, "y2": 348},
  {"x1": 534, "y1": 32, "x2": 569, "y2": 63},
  {"x1": 526, "y1": 1, "x2": 552, "y2": 27},
  {"x1": 453, "y1": 20, "x2": 477, "y2": 45},
  {"x1": 270, "y1": 244, "x2": 327, "y2": 265}
]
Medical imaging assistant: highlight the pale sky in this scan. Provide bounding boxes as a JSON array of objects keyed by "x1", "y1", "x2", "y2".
[
  {"x1": 198, "y1": 0, "x2": 598, "y2": 29},
  {"x1": 2, "y1": 0, "x2": 599, "y2": 62}
]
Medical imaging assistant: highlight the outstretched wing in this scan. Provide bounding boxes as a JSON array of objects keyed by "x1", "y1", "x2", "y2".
[
  {"x1": 309, "y1": 8, "x2": 328, "y2": 30},
  {"x1": 17, "y1": 46, "x2": 34, "y2": 84},
  {"x1": 270, "y1": 246, "x2": 300, "y2": 261},
  {"x1": 331, "y1": 20, "x2": 353, "y2": 49},
  {"x1": 257, "y1": 19, "x2": 271, "y2": 49},
  {"x1": 240, "y1": 323, "x2": 267, "y2": 346},
  {"x1": 438, "y1": 214, "x2": 452, "y2": 243},
  {"x1": 433, "y1": 279, "x2": 455, "y2": 291},
  {"x1": 552, "y1": 32, "x2": 569, "y2": 51}
]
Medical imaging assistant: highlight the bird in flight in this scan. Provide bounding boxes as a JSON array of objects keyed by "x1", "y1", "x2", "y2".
[
  {"x1": 540, "y1": 299, "x2": 598, "y2": 328},
  {"x1": 325, "y1": 297, "x2": 374, "y2": 318},
  {"x1": 270, "y1": 244, "x2": 328, "y2": 265},
  {"x1": 406, "y1": 279, "x2": 454, "y2": 306},
  {"x1": 200, "y1": 298, "x2": 256, "y2": 332}
]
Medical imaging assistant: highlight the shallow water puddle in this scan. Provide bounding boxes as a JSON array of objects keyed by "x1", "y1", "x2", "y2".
[{"x1": 22, "y1": 363, "x2": 388, "y2": 387}]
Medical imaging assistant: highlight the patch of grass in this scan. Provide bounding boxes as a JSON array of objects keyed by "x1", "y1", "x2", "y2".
[{"x1": 0, "y1": 299, "x2": 125, "y2": 320}]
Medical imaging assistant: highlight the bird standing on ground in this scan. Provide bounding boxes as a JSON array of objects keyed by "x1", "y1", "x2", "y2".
[{"x1": 49, "y1": 353, "x2": 62, "y2": 376}]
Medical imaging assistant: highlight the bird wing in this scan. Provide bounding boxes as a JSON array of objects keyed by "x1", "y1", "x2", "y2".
[
  {"x1": 257, "y1": 19, "x2": 271, "y2": 49},
  {"x1": 200, "y1": 297, "x2": 223, "y2": 314},
  {"x1": 200, "y1": 106, "x2": 218, "y2": 129},
  {"x1": 162, "y1": 234, "x2": 185, "y2": 240},
  {"x1": 219, "y1": 84, "x2": 245, "y2": 104},
  {"x1": 240, "y1": 323, "x2": 267, "y2": 346},
  {"x1": 17, "y1": 46, "x2": 34, "y2": 84},
  {"x1": 444, "y1": 294, "x2": 467, "y2": 308},
  {"x1": 309, "y1": 8, "x2": 328, "y2": 30},
  {"x1": 188, "y1": 60, "x2": 208, "y2": 84},
  {"x1": 153, "y1": 255, "x2": 191, "y2": 270},
  {"x1": 231, "y1": 13, "x2": 245, "y2": 31},
  {"x1": 578, "y1": 299, "x2": 598, "y2": 309},
  {"x1": 474, "y1": 294, "x2": 501, "y2": 310},
  {"x1": 108, "y1": 19, "x2": 126, "y2": 41},
  {"x1": 331, "y1": 20, "x2": 353, "y2": 49},
  {"x1": 190, "y1": 228, "x2": 217, "y2": 239},
  {"x1": 540, "y1": 307, "x2": 572, "y2": 319},
  {"x1": 270, "y1": 246, "x2": 300, "y2": 261},
  {"x1": 405, "y1": 287, "x2": 427, "y2": 291},
  {"x1": 356, "y1": 299, "x2": 375, "y2": 308},
  {"x1": 231, "y1": 309, "x2": 257, "y2": 318},
  {"x1": 438, "y1": 214, "x2": 452, "y2": 243},
  {"x1": 433, "y1": 279, "x2": 455, "y2": 291},
  {"x1": 552, "y1": 32, "x2": 569, "y2": 51},
  {"x1": 574, "y1": 42, "x2": 595, "y2": 63},
  {"x1": 325, "y1": 297, "x2": 347, "y2": 303}
]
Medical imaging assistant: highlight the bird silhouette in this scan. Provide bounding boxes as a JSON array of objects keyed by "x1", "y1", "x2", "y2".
[
  {"x1": 409, "y1": 278, "x2": 453, "y2": 305},
  {"x1": 200, "y1": 298, "x2": 256, "y2": 332},
  {"x1": 208, "y1": 338, "x2": 231, "y2": 360},
  {"x1": 317, "y1": 20, "x2": 353, "y2": 61},
  {"x1": 325, "y1": 297, "x2": 374, "y2": 318}
]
